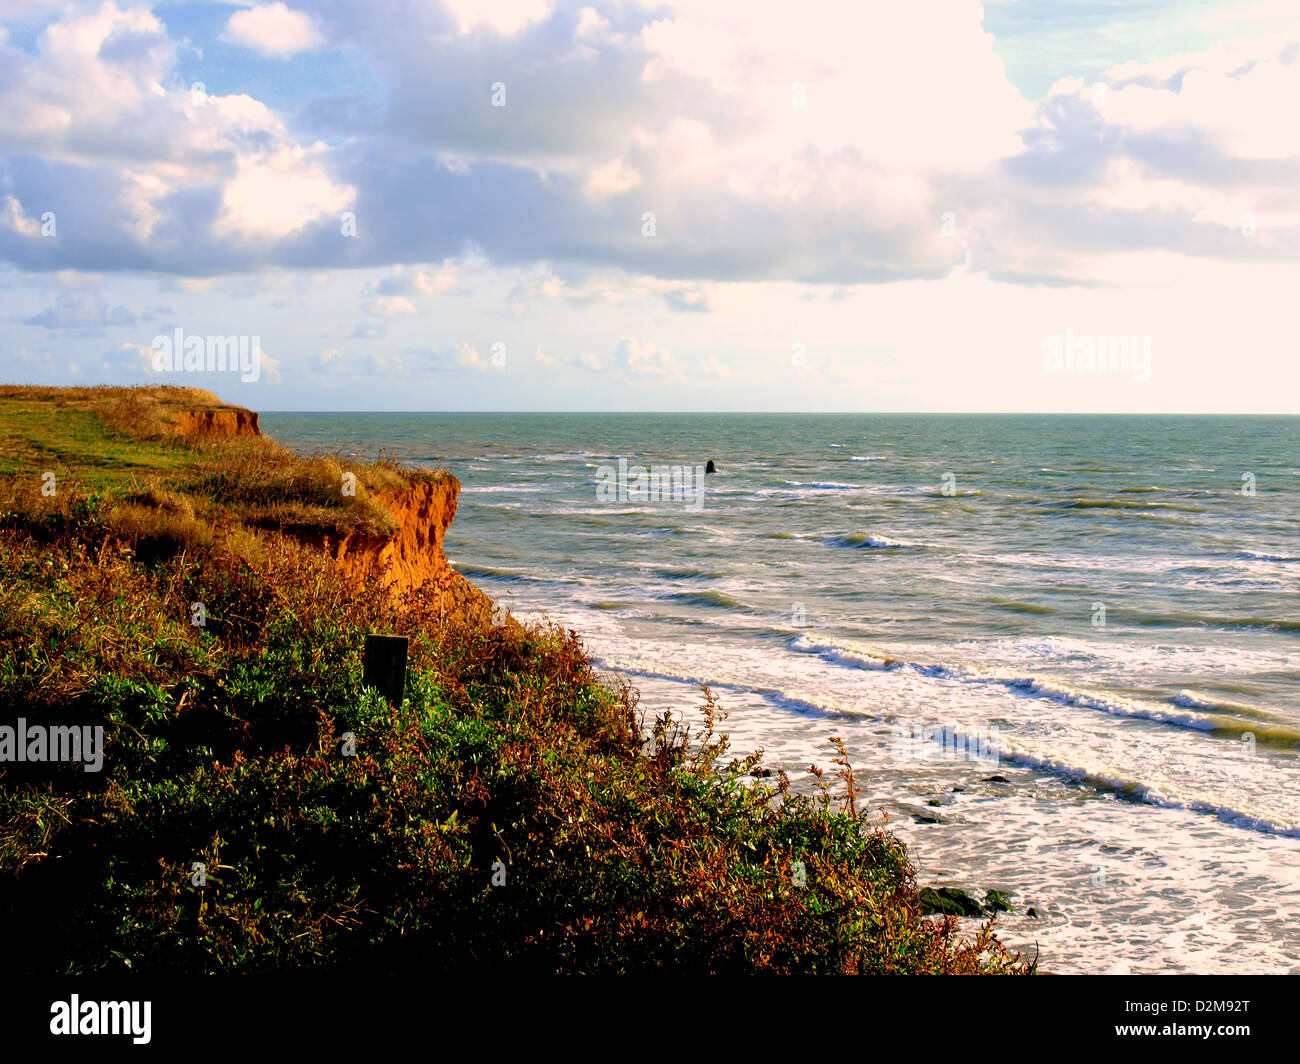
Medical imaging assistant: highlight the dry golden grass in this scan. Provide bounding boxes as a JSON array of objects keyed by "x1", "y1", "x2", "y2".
[
  {"x1": 0, "y1": 384, "x2": 227, "y2": 405},
  {"x1": 1, "y1": 384, "x2": 449, "y2": 554},
  {"x1": 0, "y1": 383, "x2": 246, "y2": 439}
]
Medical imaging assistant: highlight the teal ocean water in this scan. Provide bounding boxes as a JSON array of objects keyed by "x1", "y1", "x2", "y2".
[{"x1": 263, "y1": 412, "x2": 1300, "y2": 974}]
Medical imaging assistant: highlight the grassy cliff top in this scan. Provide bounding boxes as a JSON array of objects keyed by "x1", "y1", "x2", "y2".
[
  {"x1": 1, "y1": 384, "x2": 446, "y2": 549},
  {"x1": 0, "y1": 385, "x2": 249, "y2": 485}
]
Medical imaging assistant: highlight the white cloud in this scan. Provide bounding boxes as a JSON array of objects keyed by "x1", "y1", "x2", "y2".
[
  {"x1": 454, "y1": 341, "x2": 505, "y2": 371},
  {"x1": 583, "y1": 157, "x2": 641, "y2": 200},
  {"x1": 215, "y1": 139, "x2": 353, "y2": 242},
  {"x1": 413, "y1": 262, "x2": 458, "y2": 295},
  {"x1": 0, "y1": 195, "x2": 40, "y2": 237},
  {"x1": 3, "y1": 0, "x2": 1300, "y2": 413},
  {"x1": 613, "y1": 336, "x2": 679, "y2": 377},
  {"x1": 117, "y1": 341, "x2": 158, "y2": 374},
  {"x1": 700, "y1": 354, "x2": 731, "y2": 379},
  {"x1": 365, "y1": 296, "x2": 417, "y2": 316},
  {"x1": 222, "y1": 3, "x2": 323, "y2": 58},
  {"x1": 443, "y1": 0, "x2": 552, "y2": 37}
]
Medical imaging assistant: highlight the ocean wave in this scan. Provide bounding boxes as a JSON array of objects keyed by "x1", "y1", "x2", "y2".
[
  {"x1": 664, "y1": 589, "x2": 746, "y2": 610},
  {"x1": 1055, "y1": 499, "x2": 1207, "y2": 513},
  {"x1": 598, "y1": 646, "x2": 1300, "y2": 837},
  {"x1": 460, "y1": 484, "x2": 546, "y2": 494},
  {"x1": 521, "y1": 451, "x2": 608, "y2": 462},
  {"x1": 788, "y1": 635, "x2": 1300, "y2": 746},
  {"x1": 591, "y1": 641, "x2": 1300, "y2": 835},
  {"x1": 1171, "y1": 690, "x2": 1286, "y2": 723},
  {"x1": 986, "y1": 598, "x2": 1058, "y2": 616},
  {"x1": 983, "y1": 739, "x2": 1300, "y2": 839},
  {"x1": 790, "y1": 634, "x2": 897, "y2": 670},
  {"x1": 450, "y1": 562, "x2": 539, "y2": 582},
  {"x1": 1138, "y1": 611, "x2": 1300, "y2": 634},
  {"x1": 824, "y1": 532, "x2": 910, "y2": 549},
  {"x1": 1236, "y1": 550, "x2": 1300, "y2": 563},
  {"x1": 656, "y1": 565, "x2": 724, "y2": 580},
  {"x1": 744, "y1": 483, "x2": 863, "y2": 501},
  {"x1": 588, "y1": 655, "x2": 863, "y2": 720}
]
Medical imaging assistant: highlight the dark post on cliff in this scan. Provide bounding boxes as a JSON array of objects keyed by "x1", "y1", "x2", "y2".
[{"x1": 363, "y1": 634, "x2": 409, "y2": 708}]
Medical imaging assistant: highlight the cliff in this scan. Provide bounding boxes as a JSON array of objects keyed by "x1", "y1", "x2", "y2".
[
  {"x1": 157, "y1": 395, "x2": 497, "y2": 626},
  {"x1": 0, "y1": 383, "x2": 493, "y2": 624},
  {"x1": 168, "y1": 408, "x2": 261, "y2": 436},
  {"x1": 323, "y1": 476, "x2": 500, "y2": 628}
]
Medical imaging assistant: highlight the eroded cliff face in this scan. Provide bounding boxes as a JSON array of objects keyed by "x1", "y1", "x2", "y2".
[
  {"x1": 169, "y1": 404, "x2": 497, "y2": 625},
  {"x1": 169, "y1": 409, "x2": 261, "y2": 436},
  {"x1": 325, "y1": 476, "x2": 499, "y2": 628}
]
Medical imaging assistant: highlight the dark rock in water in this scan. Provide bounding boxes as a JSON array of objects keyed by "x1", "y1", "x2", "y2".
[
  {"x1": 982, "y1": 774, "x2": 1010, "y2": 783},
  {"x1": 912, "y1": 814, "x2": 941, "y2": 824},
  {"x1": 951, "y1": 785, "x2": 965, "y2": 792},
  {"x1": 919, "y1": 886, "x2": 985, "y2": 918},
  {"x1": 1026, "y1": 907, "x2": 1039, "y2": 918},
  {"x1": 705, "y1": 460, "x2": 717, "y2": 473},
  {"x1": 925, "y1": 798, "x2": 942, "y2": 807},
  {"x1": 983, "y1": 889, "x2": 1013, "y2": 914}
]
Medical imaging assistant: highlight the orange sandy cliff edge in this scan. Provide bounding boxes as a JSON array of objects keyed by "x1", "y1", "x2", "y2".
[
  {"x1": 166, "y1": 399, "x2": 498, "y2": 626},
  {"x1": 168, "y1": 408, "x2": 261, "y2": 436},
  {"x1": 324, "y1": 476, "x2": 501, "y2": 628}
]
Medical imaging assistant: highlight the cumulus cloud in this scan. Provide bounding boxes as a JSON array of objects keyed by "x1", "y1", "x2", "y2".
[
  {"x1": 3, "y1": 0, "x2": 1296, "y2": 288},
  {"x1": 23, "y1": 293, "x2": 135, "y2": 328},
  {"x1": 700, "y1": 354, "x2": 731, "y2": 379},
  {"x1": 613, "y1": 336, "x2": 678, "y2": 376},
  {"x1": 366, "y1": 261, "x2": 460, "y2": 298},
  {"x1": 365, "y1": 295, "x2": 417, "y2": 316},
  {"x1": 661, "y1": 284, "x2": 710, "y2": 312},
  {"x1": 412, "y1": 262, "x2": 458, "y2": 295},
  {"x1": 1, "y1": 195, "x2": 41, "y2": 237},
  {"x1": 452, "y1": 341, "x2": 505, "y2": 371},
  {"x1": 222, "y1": 3, "x2": 324, "y2": 58},
  {"x1": 443, "y1": 0, "x2": 553, "y2": 37},
  {"x1": 0, "y1": 2, "x2": 353, "y2": 272},
  {"x1": 4, "y1": 0, "x2": 1300, "y2": 414}
]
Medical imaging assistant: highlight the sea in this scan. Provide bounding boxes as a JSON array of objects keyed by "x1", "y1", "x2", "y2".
[{"x1": 261, "y1": 412, "x2": 1300, "y2": 974}]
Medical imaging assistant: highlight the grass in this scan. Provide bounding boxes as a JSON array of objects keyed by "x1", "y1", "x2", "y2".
[
  {"x1": 0, "y1": 385, "x2": 436, "y2": 553},
  {"x1": 0, "y1": 384, "x2": 231, "y2": 486},
  {"x1": 0, "y1": 386, "x2": 1030, "y2": 974}
]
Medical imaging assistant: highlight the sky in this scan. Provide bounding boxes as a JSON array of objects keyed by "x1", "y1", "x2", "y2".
[{"x1": 0, "y1": 0, "x2": 1297, "y2": 412}]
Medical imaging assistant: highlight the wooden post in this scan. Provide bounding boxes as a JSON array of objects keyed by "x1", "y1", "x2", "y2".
[{"x1": 363, "y1": 634, "x2": 408, "y2": 708}]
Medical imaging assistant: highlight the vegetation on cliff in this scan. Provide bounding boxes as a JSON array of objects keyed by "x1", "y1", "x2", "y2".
[{"x1": 0, "y1": 386, "x2": 1026, "y2": 973}]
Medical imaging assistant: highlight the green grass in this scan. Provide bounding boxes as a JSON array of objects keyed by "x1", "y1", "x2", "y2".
[
  {"x1": 0, "y1": 402, "x2": 193, "y2": 485},
  {"x1": 0, "y1": 385, "x2": 436, "y2": 549}
]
